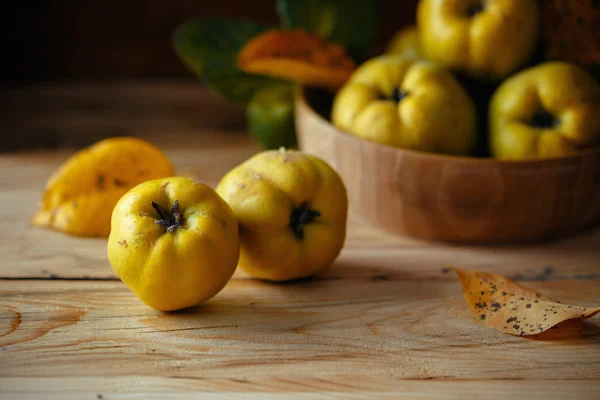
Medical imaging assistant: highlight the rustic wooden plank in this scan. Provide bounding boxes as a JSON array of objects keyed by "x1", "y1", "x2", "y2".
[
  {"x1": 2, "y1": 84, "x2": 599, "y2": 399},
  {"x1": 0, "y1": 82, "x2": 248, "y2": 151},
  {"x1": 1, "y1": 280, "x2": 599, "y2": 386},
  {"x1": 1, "y1": 378, "x2": 599, "y2": 399},
  {"x1": 1, "y1": 141, "x2": 600, "y2": 280}
]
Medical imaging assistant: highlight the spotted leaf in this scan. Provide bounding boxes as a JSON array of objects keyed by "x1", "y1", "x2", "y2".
[{"x1": 452, "y1": 267, "x2": 600, "y2": 336}]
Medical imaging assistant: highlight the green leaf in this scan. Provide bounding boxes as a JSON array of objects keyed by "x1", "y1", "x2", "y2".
[
  {"x1": 173, "y1": 18, "x2": 280, "y2": 102},
  {"x1": 277, "y1": 0, "x2": 379, "y2": 62}
]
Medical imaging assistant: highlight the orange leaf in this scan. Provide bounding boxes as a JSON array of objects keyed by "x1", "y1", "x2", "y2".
[
  {"x1": 238, "y1": 30, "x2": 355, "y2": 91},
  {"x1": 452, "y1": 267, "x2": 600, "y2": 336}
]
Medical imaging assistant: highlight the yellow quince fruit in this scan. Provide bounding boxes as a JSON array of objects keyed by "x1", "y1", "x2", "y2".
[
  {"x1": 332, "y1": 55, "x2": 477, "y2": 155},
  {"x1": 490, "y1": 62, "x2": 600, "y2": 160},
  {"x1": 108, "y1": 177, "x2": 240, "y2": 311},
  {"x1": 216, "y1": 148, "x2": 348, "y2": 281},
  {"x1": 417, "y1": 0, "x2": 539, "y2": 81},
  {"x1": 386, "y1": 25, "x2": 424, "y2": 60}
]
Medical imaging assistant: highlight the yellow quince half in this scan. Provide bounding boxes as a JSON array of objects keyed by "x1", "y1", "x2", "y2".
[
  {"x1": 332, "y1": 55, "x2": 477, "y2": 155},
  {"x1": 490, "y1": 62, "x2": 600, "y2": 160},
  {"x1": 32, "y1": 137, "x2": 174, "y2": 237},
  {"x1": 108, "y1": 177, "x2": 239, "y2": 311},
  {"x1": 216, "y1": 148, "x2": 348, "y2": 282}
]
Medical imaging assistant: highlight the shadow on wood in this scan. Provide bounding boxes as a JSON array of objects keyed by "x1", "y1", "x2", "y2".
[{"x1": 526, "y1": 319, "x2": 600, "y2": 344}]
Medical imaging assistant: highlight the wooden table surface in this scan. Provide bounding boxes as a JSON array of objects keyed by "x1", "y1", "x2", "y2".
[{"x1": 1, "y1": 84, "x2": 600, "y2": 399}]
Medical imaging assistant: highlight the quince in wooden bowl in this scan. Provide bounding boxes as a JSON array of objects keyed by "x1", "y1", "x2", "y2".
[{"x1": 295, "y1": 81, "x2": 600, "y2": 244}]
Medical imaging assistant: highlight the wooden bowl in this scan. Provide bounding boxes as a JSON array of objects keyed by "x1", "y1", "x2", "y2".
[{"x1": 295, "y1": 87, "x2": 600, "y2": 243}]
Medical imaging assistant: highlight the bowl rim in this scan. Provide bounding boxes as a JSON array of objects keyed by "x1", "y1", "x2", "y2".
[{"x1": 296, "y1": 86, "x2": 600, "y2": 166}]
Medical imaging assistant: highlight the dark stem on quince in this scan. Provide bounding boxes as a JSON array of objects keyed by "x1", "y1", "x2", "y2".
[
  {"x1": 152, "y1": 200, "x2": 183, "y2": 233},
  {"x1": 530, "y1": 110, "x2": 559, "y2": 129},
  {"x1": 379, "y1": 88, "x2": 409, "y2": 103},
  {"x1": 289, "y1": 201, "x2": 321, "y2": 240},
  {"x1": 466, "y1": 2, "x2": 485, "y2": 17},
  {"x1": 392, "y1": 88, "x2": 408, "y2": 103}
]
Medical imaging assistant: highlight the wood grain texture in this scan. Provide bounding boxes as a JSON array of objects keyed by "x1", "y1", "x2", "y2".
[
  {"x1": 296, "y1": 88, "x2": 600, "y2": 243},
  {"x1": 1, "y1": 280, "x2": 599, "y2": 396},
  {"x1": 1, "y1": 86, "x2": 600, "y2": 397},
  {"x1": 5, "y1": 379, "x2": 598, "y2": 400},
  {"x1": 1, "y1": 138, "x2": 600, "y2": 280}
]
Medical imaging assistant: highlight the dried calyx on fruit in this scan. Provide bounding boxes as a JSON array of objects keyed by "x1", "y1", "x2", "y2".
[
  {"x1": 289, "y1": 201, "x2": 321, "y2": 240},
  {"x1": 151, "y1": 200, "x2": 184, "y2": 233}
]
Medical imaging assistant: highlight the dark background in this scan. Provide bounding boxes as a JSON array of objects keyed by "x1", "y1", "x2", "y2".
[
  {"x1": 0, "y1": 0, "x2": 418, "y2": 151},
  {"x1": 2, "y1": 0, "x2": 598, "y2": 151},
  {"x1": 2, "y1": 0, "x2": 418, "y2": 83}
]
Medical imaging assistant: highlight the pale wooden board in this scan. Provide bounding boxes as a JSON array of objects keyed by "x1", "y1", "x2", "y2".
[
  {"x1": 0, "y1": 280, "x2": 599, "y2": 396},
  {"x1": 1, "y1": 141, "x2": 600, "y2": 280},
  {"x1": 1, "y1": 379, "x2": 599, "y2": 400},
  {"x1": 1, "y1": 86, "x2": 600, "y2": 397}
]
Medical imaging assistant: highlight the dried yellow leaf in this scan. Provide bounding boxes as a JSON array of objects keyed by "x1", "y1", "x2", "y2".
[
  {"x1": 452, "y1": 267, "x2": 600, "y2": 336},
  {"x1": 31, "y1": 137, "x2": 174, "y2": 238}
]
